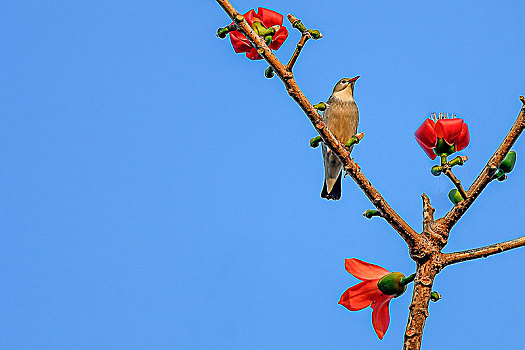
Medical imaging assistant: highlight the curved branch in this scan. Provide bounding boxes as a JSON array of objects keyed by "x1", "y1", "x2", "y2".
[
  {"x1": 443, "y1": 236, "x2": 525, "y2": 266},
  {"x1": 442, "y1": 102, "x2": 525, "y2": 230},
  {"x1": 216, "y1": 0, "x2": 421, "y2": 250}
]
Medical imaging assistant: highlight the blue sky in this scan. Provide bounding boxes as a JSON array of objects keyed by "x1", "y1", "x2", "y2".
[{"x1": 2, "y1": 1, "x2": 524, "y2": 349}]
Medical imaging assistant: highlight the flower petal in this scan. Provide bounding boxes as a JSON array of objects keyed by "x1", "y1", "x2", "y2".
[
  {"x1": 245, "y1": 47, "x2": 263, "y2": 60},
  {"x1": 435, "y1": 119, "x2": 464, "y2": 145},
  {"x1": 455, "y1": 123, "x2": 470, "y2": 152},
  {"x1": 229, "y1": 31, "x2": 252, "y2": 54},
  {"x1": 257, "y1": 7, "x2": 284, "y2": 27},
  {"x1": 371, "y1": 294, "x2": 394, "y2": 340},
  {"x1": 415, "y1": 139, "x2": 438, "y2": 159},
  {"x1": 338, "y1": 280, "x2": 382, "y2": 311},
  {"x1": 243, "y1": 9, "x2": 259, "y2": 26},
  {"x1": 345, "y1": 258, "x2": 390, "y2": 281},
  {"x1": 414, "y1": 119, "x2": 437, "y2": 149},
  {"x1": 270, "y1": 26, "x2": 289, "y2": 50}
]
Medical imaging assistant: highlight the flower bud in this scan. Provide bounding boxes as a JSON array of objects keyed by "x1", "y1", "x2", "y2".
[
  {"x1": 430, "y1": 291, "x2": 442, "y2": 302},
  {"x1": 377, "y1": 272, "x2": 407, "y2": 297},
  {"x1": 448, "y1": 189, "x2": 463, "y2": 205},
  {"x1": 431, "y1": 165, "x2": 442, "y2": 176},
  {"x1": 499, "y1": 151, "x2": 516, "y2": 173},
  {"x1": 264, "y1": 66, "x2": 275, "y2": 79}
]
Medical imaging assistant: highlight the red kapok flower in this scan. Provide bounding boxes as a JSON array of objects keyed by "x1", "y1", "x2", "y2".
[
  {"x1": 339, "y1": 258, "x2": 410, "y2": 340},
  {"x1": 414, "y1": 115, "x2": 470, "y2": 160},
  {"x1": 229, "y1": 7, "x2": 289, "y2": 60}
]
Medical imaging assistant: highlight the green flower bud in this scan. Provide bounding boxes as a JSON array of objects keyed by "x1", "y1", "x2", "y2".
[
  {"x1": 216, "y1": 27, "x2": 230, "y2": 39},
  {"x1": 363, "y1": 209, "x2": 381, "y2": 219},
  {"x1": 430, "y1": 291, "x2": 442, "y2": 302},
  {"x1": 448, "y1": 189, "x2": 463, "y2": 205},
  {"x1": 431, "y1": 165, "x2": 442, "y2": 176},
  {"x1": 499, "y1": 151, "x2": 516, "y2": 173},
  {"x1": 308, "y1": 29, "x2": 322, "y2": 39},
  {"x1": 264, "y1": 66, "x2": 275, "y2": 79},
  {"x1": 310, "y1": 136, "x2": 322, "y2": 148},
  {"x1": 377, "y1": 272, "x2": 407, "y2": 297},
  {"x1": 313, "y1": 102, "x2": 326, "y2": 111}
]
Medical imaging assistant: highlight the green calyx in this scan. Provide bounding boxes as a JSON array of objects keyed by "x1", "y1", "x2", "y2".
[
  {"x1": 252, "y1": 21, "x2": 276, "y2": 37},
  {"x1": 434, "y1": 138, "x2": 455, "y2": 158},
  {"x1": 448, "y1": 189, "x2": 463, "y2": 205},
  {"x1": 499, "y1": 151, "x2": 516, "y2": 173},
  {"x1": 377, "y1": 272, "x2": 411, "y2": 297}
]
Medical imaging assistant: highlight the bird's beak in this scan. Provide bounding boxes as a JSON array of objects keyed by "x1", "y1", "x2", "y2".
[{"x1": 348, "y1": 76, "x2": 360, "y2": 83}]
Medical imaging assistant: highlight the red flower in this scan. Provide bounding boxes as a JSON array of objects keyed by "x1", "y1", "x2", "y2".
[
  {"x1": 338, "y1": 258, "x2": 395, "y2": 340},
  {"x1": 229, "y1": 8, "x2": 289, "y2": 60},
  {"x1": 414, "y1": 117, "x2": 470, "y2": 159}
]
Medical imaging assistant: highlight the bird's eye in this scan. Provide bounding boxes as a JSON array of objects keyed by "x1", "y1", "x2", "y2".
[{"x1": 341, "y1": 80, "x2": 347, "y2": 84}]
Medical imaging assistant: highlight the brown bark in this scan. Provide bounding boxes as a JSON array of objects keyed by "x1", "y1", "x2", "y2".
[
  {"x1": 215, "y1": 2, "x2": 525, "y2": 349},
  {"x1": 443, "y1": 236, "x2": 525, "y2": 266},
  {"x1": 442, "y1": 103, "x2": 525, "y2": 231}
]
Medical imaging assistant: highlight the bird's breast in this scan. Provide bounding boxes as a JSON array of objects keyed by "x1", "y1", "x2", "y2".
[{"x1": 323, "y1": 102, "x2": 359, "y2": 142}]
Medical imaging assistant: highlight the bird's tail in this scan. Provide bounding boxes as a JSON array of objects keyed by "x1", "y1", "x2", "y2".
[{"x1": 321, "y1": 171, "x2": 342, "y2": 200}]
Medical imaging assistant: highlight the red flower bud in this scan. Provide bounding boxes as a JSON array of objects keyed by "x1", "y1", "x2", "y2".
[{"x1": 229, "y1": 8, "x2": 289, "y2": 60}]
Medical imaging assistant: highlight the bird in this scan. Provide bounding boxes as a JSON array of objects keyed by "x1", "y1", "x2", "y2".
[{"x1": 320, "y1": 76, "x2": 360, "y2": 200}]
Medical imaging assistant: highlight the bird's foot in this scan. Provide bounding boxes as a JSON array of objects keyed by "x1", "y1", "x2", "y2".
[{"x1": 344, "y1": 132, "x2": 365, "y2": 148}]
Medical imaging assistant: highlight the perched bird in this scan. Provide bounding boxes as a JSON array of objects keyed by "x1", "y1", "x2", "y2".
[{"x1": 321, "y1": 76, "x2": 360, "y2": 200}]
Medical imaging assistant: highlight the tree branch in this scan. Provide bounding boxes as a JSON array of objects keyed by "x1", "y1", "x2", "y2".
[
  {"x1": 216, "y1": 0, "x2": 422, "y2": 251},
  {"x1": 285, "y1": 14, "x2": 312, "y2": 72},
  {"x1": 442, "y1": 167, "x2": 467, "y2": 200},
  {"x1": 442, "y1": 102, "x2": 525, "y2": 230},
  {"x1": 443, "y1": 236, "x2": 525, "y2": 266}
]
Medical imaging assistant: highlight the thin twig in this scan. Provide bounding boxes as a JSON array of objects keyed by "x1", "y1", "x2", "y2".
[
  {"x1": 442, "y1": 102, "x2": 525, "y2": 230},
  {"x1": 286, "y1": 33, "x2": 310, "y2": 71},
  {"x1": 443, "y1": 236, "x2": 525, "y2": 266},
  {"x1": 285, "y1": 14, "x2": 311, "y2": 71},
  {"x1": 215, "y1": 0, "x2": 422, "y2": 251},
  {"x1": 441, "y1": 167, "x2": 468, "y2": 200}
]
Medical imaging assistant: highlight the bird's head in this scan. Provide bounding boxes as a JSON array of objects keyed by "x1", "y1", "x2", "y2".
[{"x1": 332, "y1": 76, "x2": 360, "y2": 101}]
